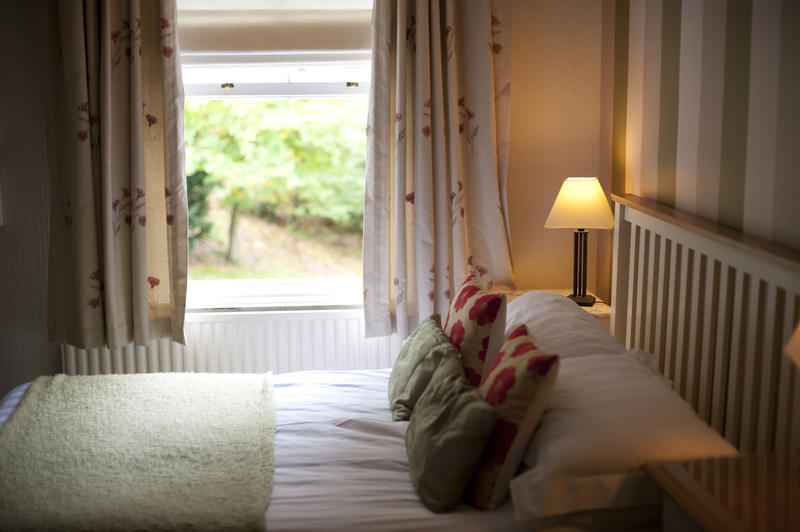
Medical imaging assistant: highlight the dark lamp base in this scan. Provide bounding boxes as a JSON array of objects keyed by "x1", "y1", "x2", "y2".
[{"x1": 569, "y1": 293, "x2": 596, "y2": 307}]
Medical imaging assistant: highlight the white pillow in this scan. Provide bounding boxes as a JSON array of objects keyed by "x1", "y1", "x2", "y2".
[
  {"x1": 510, "y1": 353, "x2": 738, "y2": 521},
  {"x1": 496, "y1": 291, "x2": 625, "y2": 371}
]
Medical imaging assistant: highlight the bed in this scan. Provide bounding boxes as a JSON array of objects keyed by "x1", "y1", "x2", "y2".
[
  {"x1": 0, "y1": 370, "x2": 528, "y2": 532},
  {"x1": 1, "y1": 194, "x2": 798, "y2": 531}
]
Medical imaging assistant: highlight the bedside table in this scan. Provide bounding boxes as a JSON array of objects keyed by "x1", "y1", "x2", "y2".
[
  {"x1": 645, "y1": 454, "x2": 800, "y2": 532},
  {"x1": 541, "y1": 289, "x2": 611, "y2": 332},
  {"x1": 490, "y1": 288, "x2": 612, "y2": 332}
]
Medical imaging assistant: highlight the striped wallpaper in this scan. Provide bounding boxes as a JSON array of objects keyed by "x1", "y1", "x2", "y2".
[{"x1": 614, "y1": 0, "x2": 800, "y2": 251}]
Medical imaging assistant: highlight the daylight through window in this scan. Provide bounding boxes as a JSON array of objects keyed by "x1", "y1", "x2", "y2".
[{"x1": 182, "y1": 54, "x2": 369, "y2": 282}]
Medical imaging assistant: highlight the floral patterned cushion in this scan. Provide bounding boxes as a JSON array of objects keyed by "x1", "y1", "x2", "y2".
[
  {"x1": 468, "y1": 324, "x2": 560, "y2": 510},
  {"x1": 443, "y1": 276, "x2": 506, "y2": 387}
]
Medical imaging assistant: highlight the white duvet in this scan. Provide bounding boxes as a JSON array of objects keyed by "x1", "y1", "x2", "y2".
[
  {"x1": 265, "y1": 368, "x2": 525, "y2": 531},
  {"x1": 0, "y1": 369, "x2": 525, "y2": 532},
  {"x1": 0, "y1": 291, "x2": 675, "y2": 531}
]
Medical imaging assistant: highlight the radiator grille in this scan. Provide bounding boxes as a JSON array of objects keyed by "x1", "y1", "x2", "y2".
[{"x1": 62, "y1": 309, "x2": 400, "y2": 375}]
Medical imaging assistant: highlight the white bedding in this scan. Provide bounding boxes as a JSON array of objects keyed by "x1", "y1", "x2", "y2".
[
  {"x1": 267, "y1": 369, "x2": 527, "y2": 531},
  {"x1": 505, "y1": 291, "x2": 626, "y2": 358},
  {"x1": 0, "y1": 292, "x2": 686, "y2": 530},
  {"x1": 0, "y1": 369, "x2": 526, "y2": 532}
]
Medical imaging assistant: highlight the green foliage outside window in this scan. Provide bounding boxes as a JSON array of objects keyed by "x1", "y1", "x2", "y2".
[
  {"x1": 184, "y1": 99, "x2": 367, "y2": 262},
  {"x1": 186, "y1": 169, "x2": 215, "y2": 251}
]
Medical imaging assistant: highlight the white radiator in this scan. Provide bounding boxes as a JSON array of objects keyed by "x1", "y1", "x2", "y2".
[{"x1": 62, "y1": 309, "x2": 401, "y2": 376}]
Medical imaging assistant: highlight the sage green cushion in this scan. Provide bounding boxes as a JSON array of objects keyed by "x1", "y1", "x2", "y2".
[
  {"x1": 406, "y1": 357, "x2": 497, "y2": 513},
  {"x1": 388, "y1": 314, "x2": 460, "y2": 421}
]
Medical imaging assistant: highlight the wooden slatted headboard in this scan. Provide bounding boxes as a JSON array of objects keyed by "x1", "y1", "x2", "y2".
[{"x1": 610, "y1": 193, "x2": 800, "y2": 455}]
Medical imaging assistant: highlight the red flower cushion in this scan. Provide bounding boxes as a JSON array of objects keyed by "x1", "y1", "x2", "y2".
[
  {"x1": 468, "y1": 324, "x2": 559, "y2": 510},
  {"x1": 443, "y1": 276, "x2": 506, "y2": 386}
]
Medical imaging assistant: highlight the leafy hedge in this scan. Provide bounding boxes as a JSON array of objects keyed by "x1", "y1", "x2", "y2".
[{"x1": 184, "y1": 99, "x2": 368, "y2": 259}]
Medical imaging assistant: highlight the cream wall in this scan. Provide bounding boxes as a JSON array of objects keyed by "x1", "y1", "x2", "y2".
[
  {"x1": 0, "y1": 1, "x2": 61, "y2": 398},
  {"x1": 507, "y1": 0, "x2": 615, "y2": 301},
  {"x1": 620, "y1": 0, "x2": 800, "y2": 251}
]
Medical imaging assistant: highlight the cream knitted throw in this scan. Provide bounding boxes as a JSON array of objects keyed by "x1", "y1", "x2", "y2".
[{"x1": 0, "y1": 372, "x2": 275, "y2": 531}]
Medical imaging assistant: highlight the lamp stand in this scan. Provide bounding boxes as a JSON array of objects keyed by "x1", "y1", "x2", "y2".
[{"x1": 570, "y1": 229, "x2": 595, "y2": 306}]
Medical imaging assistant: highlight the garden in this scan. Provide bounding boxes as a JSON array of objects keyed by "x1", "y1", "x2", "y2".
[{"x1": 184, "y1": 98, "x2": 368, "y2": 279}]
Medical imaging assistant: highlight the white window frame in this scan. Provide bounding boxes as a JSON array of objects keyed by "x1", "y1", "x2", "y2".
[
  {"x1": 182, "y1": 50, "x2": 370, "y2": 310},
  {"x1": 181, "y1": 50, "x2": 370, "y2": 99},
  {"x1": 186, "y1": 278, "x2": 364, "y2": 311}
]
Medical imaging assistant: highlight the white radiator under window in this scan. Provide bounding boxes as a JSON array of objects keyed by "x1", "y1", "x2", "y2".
[
  {"x1": 62, "y1": 279, "x2": 402, "y2": 375},
  {"x1": 62, "y1": 309, "x2": 401, "y2": 376}
]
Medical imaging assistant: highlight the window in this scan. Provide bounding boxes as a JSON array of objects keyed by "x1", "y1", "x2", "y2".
[
  {"x1": 182, "y1": 51, "x2": 370, "y2": 98},
  {"x1": 182, "y1": 51, "x2": 370, "y2": 308}
]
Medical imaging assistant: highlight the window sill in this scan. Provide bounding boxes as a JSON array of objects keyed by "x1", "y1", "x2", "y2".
[{"x1": 186, "y1": 277, "x2": 363, "y2": 312}]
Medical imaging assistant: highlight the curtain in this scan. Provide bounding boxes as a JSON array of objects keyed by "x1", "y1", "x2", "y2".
[
  {"x1": 363, "y1": 0, "x2": 514, "y2": 339},
  {"x1": 39, "y1": 0, "x2": 188, "y2": 349}
]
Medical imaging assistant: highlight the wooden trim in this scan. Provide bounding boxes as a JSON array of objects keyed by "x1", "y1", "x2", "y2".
[
  {"x1": 611, "y1": 193, "x2": 800, "y2": 274},
  {"x1": 645, "y1": 461, "x2": 745, "y2": 532},
  {"x1": 611, "y1": 202, "x2": 631, "y2": 341},
  {"x1": 646, "y1": 455, "x2": 800, "y2": 532}
]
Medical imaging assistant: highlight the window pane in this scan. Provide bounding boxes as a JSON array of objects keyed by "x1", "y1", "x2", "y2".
[{"x1": 184, "y1": 98, "x2": 367, "y2": 280}]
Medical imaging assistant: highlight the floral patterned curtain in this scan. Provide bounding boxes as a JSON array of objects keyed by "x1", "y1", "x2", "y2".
[
  {"x1": 39, "y1": 0, "x2": 187, "y2": 349},
  {"x1": 363, "y1": 0, "x2": 514, "y2": 339}
]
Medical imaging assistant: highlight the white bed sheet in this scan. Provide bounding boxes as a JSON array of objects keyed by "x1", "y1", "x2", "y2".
[
  {"x1": 0, "y1": 370, "x2": 526, "y2": 532},
  {"x1": 265, "y1": 368, "x2": 526, "y2": 531}
]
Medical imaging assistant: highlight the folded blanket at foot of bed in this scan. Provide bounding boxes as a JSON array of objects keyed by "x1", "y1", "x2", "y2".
[{"x1": 0, "y1": 372, "x2": 276, "y2": 532}]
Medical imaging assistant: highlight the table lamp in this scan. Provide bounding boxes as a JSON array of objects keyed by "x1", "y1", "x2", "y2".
[{"x1": 544, "y1": 177, "x2": 614, "y2": 306}]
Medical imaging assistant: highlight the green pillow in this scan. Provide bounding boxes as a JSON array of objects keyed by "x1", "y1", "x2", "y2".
[
  {"x1": 406, "y1": 357, "x2": 497, "y2": 513},
  {"x1": 388, "y1": 314, "x2": 460, "y2": 421}
]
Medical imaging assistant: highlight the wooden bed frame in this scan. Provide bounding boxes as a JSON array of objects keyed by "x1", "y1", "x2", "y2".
[{"x1": 610, "y1": 193, "x2": 800, "y2": 455}]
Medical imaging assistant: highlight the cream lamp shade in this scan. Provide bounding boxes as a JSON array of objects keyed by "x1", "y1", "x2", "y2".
[
  {"x1": 544, "y1": 177, "x2": 613, "y2": 307},
  {"x1": 786, "y1": 322, "x2": 800, "y2": 368},
  {"x1": 545, "y1": 177, "x2": 614, "y2": 229}
]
